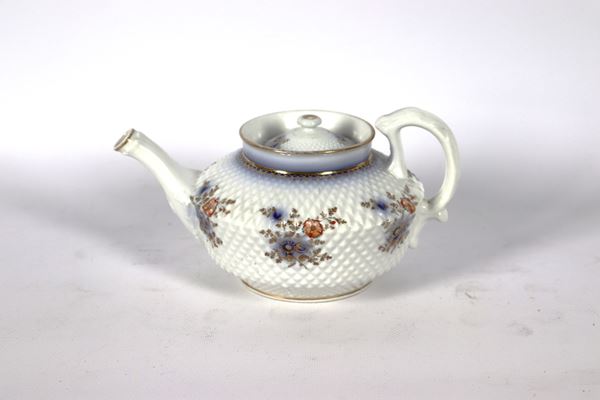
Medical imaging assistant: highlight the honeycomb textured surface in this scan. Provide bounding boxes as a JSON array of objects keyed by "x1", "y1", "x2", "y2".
[{"x1": 187, "y1": 150, "x2": 425, "y2": 299}]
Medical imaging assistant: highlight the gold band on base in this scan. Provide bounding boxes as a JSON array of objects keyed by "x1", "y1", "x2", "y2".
[{"x1": 240, "y1": 280, "x2": 372, "y2": 303}]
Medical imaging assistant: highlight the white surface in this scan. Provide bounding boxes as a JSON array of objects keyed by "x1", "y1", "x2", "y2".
[{"x1": 1, "y1": 0, "x2": 599, "y2": 398}]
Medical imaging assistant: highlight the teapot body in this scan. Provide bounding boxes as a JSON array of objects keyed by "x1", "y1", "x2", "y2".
[
  {"x1": 115, "y1": 108, "x2": 459, "y2": 302},
  {"x1": 187, "y1": 150, "x2": 424, "y2": 301}
]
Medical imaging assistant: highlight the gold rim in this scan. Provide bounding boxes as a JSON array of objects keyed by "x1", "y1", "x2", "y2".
[
  {"x1": 239, "y1": 110, "x2": 376, "y2": 156},
  {"x1": 241, "y1": 280, "x2": 372, "y2": 303},
  {"x1": 114, "y1": 128, "x2": 135, "y2": 152},
  {"x1": 240, "y1": 152, "x2": 373, "y2": 176}
]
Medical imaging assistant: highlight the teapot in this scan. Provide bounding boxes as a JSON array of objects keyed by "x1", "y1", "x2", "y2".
[{"x1": 114, "y1": 108, "x2": 460, "y2": 302}]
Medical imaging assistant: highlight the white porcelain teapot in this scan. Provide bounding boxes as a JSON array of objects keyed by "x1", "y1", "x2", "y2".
[{"x1": 114, "y1": 108, "x2": 460, "y2": 302}]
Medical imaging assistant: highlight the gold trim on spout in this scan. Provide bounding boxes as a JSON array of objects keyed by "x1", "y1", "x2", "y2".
[{"x1": 114, "y1": 128, "x2": 135, "y2": 152}]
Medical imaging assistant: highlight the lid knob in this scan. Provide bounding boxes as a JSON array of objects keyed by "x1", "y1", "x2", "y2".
[{"x1": 297, "y1": 114, "x2": 322, "y2": 129}]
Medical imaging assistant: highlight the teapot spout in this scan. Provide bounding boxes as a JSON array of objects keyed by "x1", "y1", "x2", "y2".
[{"x1": 114, "y1": 129, "x2": 199, "y2": 231}]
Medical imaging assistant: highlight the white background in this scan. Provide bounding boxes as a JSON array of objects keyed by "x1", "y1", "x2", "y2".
[{"x1": 1, "y1": 0, "x2": 599, "y2": 398}]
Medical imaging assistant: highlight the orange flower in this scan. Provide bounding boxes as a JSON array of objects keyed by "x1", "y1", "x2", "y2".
[
  {"x1": 202, "y1": 197, "x2": 219, "y2": 217},
  {"x1": 400, "y1": 198, "x2": 416, "y2": 214},
  {"x1": 303, "y1": 219, "x2": 324, "y2": 238}
]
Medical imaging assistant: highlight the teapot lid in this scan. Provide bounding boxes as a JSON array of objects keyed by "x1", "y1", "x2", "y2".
[
  {"x1": 240, "y1": 110, "x2": 375, "y2": 175},
  {"x1": 263, "y1": 114, "x2": 356, "y2": 151}
]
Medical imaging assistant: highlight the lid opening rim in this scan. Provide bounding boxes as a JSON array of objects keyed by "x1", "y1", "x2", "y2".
[{"x1": 239, "y1": 110, "x2": 376, "y2": 156}]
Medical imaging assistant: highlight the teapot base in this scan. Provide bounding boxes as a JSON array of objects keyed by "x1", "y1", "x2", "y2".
[{"x1": 240, "y1": 280, "x2": 372, "y2": 303}]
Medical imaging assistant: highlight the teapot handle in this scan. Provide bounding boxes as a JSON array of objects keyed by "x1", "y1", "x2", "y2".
[{"x1": 376, "y1": 107, "x2": 460, "y2": 247}]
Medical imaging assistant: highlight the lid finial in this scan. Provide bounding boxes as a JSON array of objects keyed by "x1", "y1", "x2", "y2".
[{"x1": 297, "y1": 114, "x2": 322, "y2": 129}]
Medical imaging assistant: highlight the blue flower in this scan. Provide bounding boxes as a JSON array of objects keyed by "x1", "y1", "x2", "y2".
[
  {"x1": 376, "y1": 200, "x2": 388, "y2": 211},
  {"x1": 382, "y1": 213, "x2": 415, "y2": 252},
  {"x1": 272, "y1": 208, "x2": 284, "y2": 221},
  {"x1": 276, "y1": 236, "x2": 310, "y2": 259},
  {"x1": 198, "y1": 181, "x2": 211, "y2": 195}
]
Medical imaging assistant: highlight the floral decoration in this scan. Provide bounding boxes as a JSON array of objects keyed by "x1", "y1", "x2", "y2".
[
  {"x1": 258, "y1": 207, "x2": 347, "y2": 269},
  {"x1": 361, "y1": 184, "x2": 418, "y2": 253},
  {"x1": 190, "y1": 181, "x2": 236, "y2": 248}
]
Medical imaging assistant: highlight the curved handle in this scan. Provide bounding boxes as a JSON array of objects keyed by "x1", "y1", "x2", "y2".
[{"x1": 376, "y1": 107, "x2": 460, "y2": 246}]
